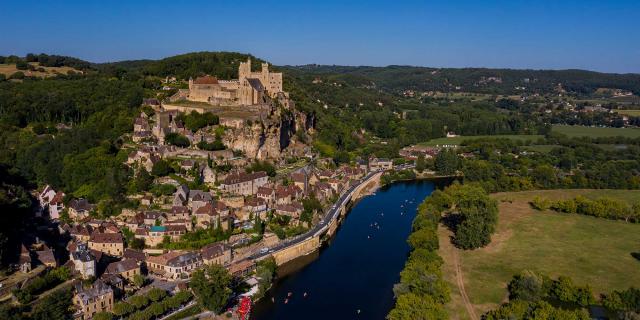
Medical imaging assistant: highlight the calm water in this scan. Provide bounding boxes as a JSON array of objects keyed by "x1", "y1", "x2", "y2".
[{"x1": 252, "y1": 180, "x2": 435, "y2": 320}]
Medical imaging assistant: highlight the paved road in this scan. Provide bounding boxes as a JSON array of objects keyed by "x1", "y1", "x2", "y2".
[{"x1": 247, "y1": 170, "x2": 381, "y2": 261}]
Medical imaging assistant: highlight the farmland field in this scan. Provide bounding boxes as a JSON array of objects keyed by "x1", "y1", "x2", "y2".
[
  {"x1": 552, "y1": 124, "x2": 640, "y2": 138},
  {"x1": 439, "y1": 189, "x2": 640, "y2": 319},
  {"x1": 0, "y1": 63, "x2": 81, "y2": 78},
  {"x1": 614, "y1": 109, "x2": 640, "y2": 117},
  {"x1": 419, "y1": 134, "x2": 544, "y2": 147}
]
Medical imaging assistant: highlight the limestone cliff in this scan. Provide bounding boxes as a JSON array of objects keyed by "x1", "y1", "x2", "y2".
[{"x1": 222, "y1": 107, "x2": 314, "y2": 160}]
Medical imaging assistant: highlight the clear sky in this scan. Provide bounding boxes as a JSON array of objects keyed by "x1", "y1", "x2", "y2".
[{"x1": 1, "y1": 0, "x2": 639, "y2": 73}]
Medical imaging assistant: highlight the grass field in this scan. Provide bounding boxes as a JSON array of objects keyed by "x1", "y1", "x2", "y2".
[
  {"x1": 419, "y1": 134, "x2": 544, "y2": 147},
  {"x1": 521, "y1": 144, "x2": 561, "y2": 153},
  {"x1": 552, "y1": 124, "x2": 640, "y2": 138},
  {"x1": 0, "y1": 63, "x2": 80, "y2": 78},
  {"x1": 439, "y1": 189, "x2": 640, "y2": 319},
  {"x1": 615, "y1": 109, "x2": 640, "y2": 117}
]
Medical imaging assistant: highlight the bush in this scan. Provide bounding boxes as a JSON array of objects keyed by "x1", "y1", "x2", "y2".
[
  {"x1": 151, "y1": 159, "x2": 174, "y2": 177},
  {"x1": 165, "y1": 132, "x2": 190, "y2": 147}
]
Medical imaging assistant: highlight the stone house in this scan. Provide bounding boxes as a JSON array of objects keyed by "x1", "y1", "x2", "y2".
[
  {"x1": 369, "y1": 157, "x2": 393, "y2": 171},
  {"x1": 257, "y1": 186, "x2": 275, "y2": 205},
  {"x1": 220, "y1": 171, "x2": 268, "y2": 196},
  {"x1": 244, "y1": 198, "x2": 267, "y2": 219},
  {"x1": 105, "y1": 259, "x2": 140, "y2": 282},
  {"x1": 194, "y1": 203, "x2": 219, "y2": 229},
  {"x1": 73, "y1": 280, "x2": 114, "y2": 320},
  {"x1": 88, "y1": 233, "x2": 124, "y2": 256},
  {"x1": 188, "y1": 190, "x2": 213, "y2": 213},
  {"x1": 275, "y1": 202, "x2": 304, "y2": 219},
  {"x1": 146, "y1": 251, "x2": 203, "y2": 280},
  {"x1": 68, "y1": 198, "x2": 95, "y2": 220},
  {"x1": 69, "y1": 243, "x2": 96, "y2": 279},
  {"x1": 201, "y1": 242, "x2": 232, "y2": 266}
]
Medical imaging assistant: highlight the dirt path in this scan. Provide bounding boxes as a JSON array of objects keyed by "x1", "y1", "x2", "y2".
[{"x1": 453, "y1": 249, "x2": 478, "y2": 320}]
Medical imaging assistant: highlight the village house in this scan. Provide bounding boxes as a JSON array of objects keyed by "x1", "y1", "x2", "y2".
[
  {"x1": 194, "y1": 203, "x2": 220, "y2": 229},
  {"x1": 165, "y1": 219, "x2": 192, "y2": 232},
  {"x1": 167, "y1": 205, "x2": 190, "y2": 221},
  {"x1": 36, "y1": 247, "x2": 57, "y2": 268},
  {"x1": 173, "y1": 185, "x2": 190, "y2": 206},
  {"x1": 215, "y1": 201, "x2": 230, "y2": 217},
  {"x1": 290, "y1": 172, "x2": 308, "y2": 193},
  {"x1": 38, "y1": 185, "x2": 65, "y2": 219},
  {"x1": 220, "y1": 171, "x2": 269, "y2": 196},
  {"x1": 257, "y1": 186, "x2": 275, "y2": 205},
  {"x1": 143, "y1": 211, "x2": 166, "y2": 226},
  {"x1": 244, "y1": 197, "x2": 267, "y2": 219},
  {"x1": 73, "y1": 280, "x2": 114, "y2": 320},
  {"x1": 201, "y1": 242, "x2": 232, "y2": 266},
  {"x1": 146, "y1": 251, "x2": 203, "y2": 280},
  {"x1": 133, "y1": 116, "x2": 150, "y2": 133},
  {"x1": 68, "y1": 198, "x2": 95, "y2": 220},
  {"x1": 140, "y1": 195, "x2": 153, "y2": 206},
  {"x1": 275, "y1": 202, "x2": 304, "y2": 219},
  {"x1": 188, "y1": 190, "x2": 213, "y2": 212},
  {"x1": 149, "y1": 225, "x2": 187, "y2": 242},
  {"x1": 69, "y1": 243, "x2": 96, "y2": 279},
  {"x1": 180, "y1": 159, "x2": 196, "y2": 171},
  {"x1": 88, "y1": 233, "x2": 124, "y2": 256},
  {"x1": 123, "y1": 249, "x2": 147, "y2": 265},
  {"x1": 312, "y1": 182, "x2": 334, "y2": 202},
  {"x1": 105, "y1": 259, "x2": 140, "y2": 282},
  {"x1": 227, "y1": 259, "x2": 256, "y2": 278},
  {"x1": 65, "y1": 224, "x2": 93, "y2": 242},
  {"x1": 369, "y1": 157, "x2": 393, "y2": 171},
  {"x1": 201, "y1": 165, "x2": 216, "y2": 184}
]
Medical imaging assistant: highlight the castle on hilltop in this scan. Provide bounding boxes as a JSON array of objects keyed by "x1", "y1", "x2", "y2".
[{"x1": 187, "y1": 58, "x2": 286, "y2": 106}]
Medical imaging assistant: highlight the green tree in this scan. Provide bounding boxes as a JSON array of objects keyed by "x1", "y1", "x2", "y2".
[
  {"x1": 434, "y1": 149, "x2": 459, "y2": 175},
  {"x1": 31, "y1": 288, "x2": 74, "y2": 320},
  {"x1": 151, "y1": 159, "x2": 174, "y2": 177},
  {"x1": 133, "y1": 274, "x2": 146, "y2": 288},
  {"x1": 387, "y1": 293, "x2": 447, "y2": 320},
  {"x1": 113, "y1": 302, "x2": 135, "y2": 317},
  {"x1": 165, "y1": 132, "x2": 190, "y2": 147},
  {"x1": 93, "y1": 312, "x2": 114, "y2": 320},
  {"x1": 129, "y1": 168, "x2": 153, "y2": 193},
  {"x1": 415, "y1": 154, "x2": 426, "y2": 173},
  {"x1": 508, "y1": 270, "x2": 549, "y2": 301},
  {"x1": 147, "y1": 288, "x2": 168, "y2": 302},
  {"x1": 190, "y1": 264, "x2": 232, "y2": 313}
]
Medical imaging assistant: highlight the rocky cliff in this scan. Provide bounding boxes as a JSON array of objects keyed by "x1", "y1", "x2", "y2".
[{"x1": 222, "y1": 107, "x2": 314, "y2": 160}]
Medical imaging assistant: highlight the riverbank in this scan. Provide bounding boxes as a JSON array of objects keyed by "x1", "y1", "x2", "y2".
[{"x1": 252, "y1": 180, "x2": 436, "y2": 320}]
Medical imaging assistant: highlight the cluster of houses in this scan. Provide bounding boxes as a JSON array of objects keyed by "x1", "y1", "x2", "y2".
[{"x1": 19, "y1": 97, "x2": 401, "y2": 319}]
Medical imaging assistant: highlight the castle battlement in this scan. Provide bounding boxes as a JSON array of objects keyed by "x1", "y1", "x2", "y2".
[{"x1": 187, "y1": 58, "x2": 285, "y2": 106}]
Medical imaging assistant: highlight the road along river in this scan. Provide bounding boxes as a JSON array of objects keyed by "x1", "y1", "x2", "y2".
[{"x1": 252, "y1": 180, "x2": 436, "y2": 320}]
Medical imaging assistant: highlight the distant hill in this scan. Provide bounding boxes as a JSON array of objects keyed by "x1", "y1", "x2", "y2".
[
  {"x1": 3, "y1": 51, "x2": 639, "y2": 96},
  {"x1": 282, "y1": 65, "x2": 640, "y2": 96},
  {"x1": 94, "y1": 51, "x2": 268, "y2": 80}
]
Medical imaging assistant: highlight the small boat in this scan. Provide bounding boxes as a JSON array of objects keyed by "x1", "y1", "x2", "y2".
[
  {"x1": 284, "y1": 299, "x2": 289, "y2": 304},
  {"x1": 303, "y1": 292, "x2": 308, "y2": 298},
  {"x1": 287, "y1": 292, "x2": 292, "y2": 297}
]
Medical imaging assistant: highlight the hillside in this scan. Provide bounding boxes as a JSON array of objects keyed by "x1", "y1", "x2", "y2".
[{"x1": 283, "y1": 65, "x2": 640, "y2": 96}]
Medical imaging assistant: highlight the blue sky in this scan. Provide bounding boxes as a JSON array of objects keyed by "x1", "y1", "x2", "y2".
[{"x1": 1, "y1": 0, "x2": 639, "y2": 73}]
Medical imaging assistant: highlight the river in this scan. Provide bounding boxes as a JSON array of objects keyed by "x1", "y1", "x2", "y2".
[{"x1": 252, "y1": 180, "x2": 436, "y2": 320}]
